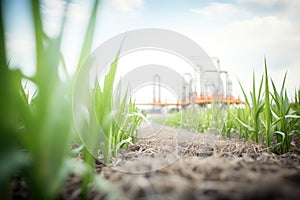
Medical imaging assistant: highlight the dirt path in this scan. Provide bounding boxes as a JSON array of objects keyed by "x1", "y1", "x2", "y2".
[{"x1": 100, "y1": 125, "x2": 300, "y2": 200}]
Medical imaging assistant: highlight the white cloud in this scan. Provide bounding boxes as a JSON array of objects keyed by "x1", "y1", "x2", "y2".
[
  {"x1": 190, "y1": 2, "x2": 248, "y2": 17},
  {"x1": 224, "y1": 16, "x2": 299, "y2": 96},
  {"x1": 237, "y1": 0, "x2": 300, "y2": 20},
  {"x1": 224, "y1": 16, "x2": 300, "y2": 63},
  {"x1": 237, "y1": 0, "x2": 300, "y2": 7},
  {"x1": 111, "y1": 0, "x2": 143, "y2": 12}
]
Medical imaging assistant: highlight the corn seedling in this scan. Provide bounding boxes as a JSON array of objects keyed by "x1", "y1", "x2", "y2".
[
  {"x1": 221, "y1": 103, "x2": 237, "y2": 138},
  {"x1": 292, "y1": 89, "x2": 300, "y2": 130},
  {"x1": 165, "y1": 106, "x2": 212, "y2": 133},
  {"x1": 113, "y1": 97, "x2": 143, "y2": 151},
  {"x1": 263, "y1": 58, "x2": 273, "y2": 147},
  {"x1": 165, "y1": 110, "x2": 182, "y2": 128},
  {"x1": 270, "y1": 74, "x2": 300, "y2": 153},
  {"x1": 210, "y1": 102, "x2": 226, "y2": 134},
  {"x1": 0, "y1": 0, "x2": 75, "y2": 198},
  {"x1": 0, "y1": 6, "x2": 31, "y2": 198},
  {"x1": 0, "y1": 0, "x2": 124, "y2": 199},
  {"x1": 197, "y1": 107, "x2": 212, "y2": 132},
  {"x1": 95, "y1": 58, "x2": 143, "y2": 164},
  {"x1": 236, "y1": 72, "x2": 264, "y2": 143},
  {"x1": 235, "y1": 106, "x2": 250, "y2": 139},
  {"x1": 234, "y1": 60, "x2": 300, "y2": 152}
]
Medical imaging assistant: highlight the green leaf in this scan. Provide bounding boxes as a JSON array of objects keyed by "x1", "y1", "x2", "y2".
[{"x1": 234, "y1": 115, "x2": 255, "y2": 132}]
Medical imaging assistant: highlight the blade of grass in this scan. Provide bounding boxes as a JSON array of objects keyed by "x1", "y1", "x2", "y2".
[
  {"x1": 77, "y1": 0, "x2": 100, "y2": 69},
  {"x1": 264, "y1": 58, "x2": 272, "y2": 147},
  {"x1": 95, "y1": 55, "x2": 119, "y2": 164}
]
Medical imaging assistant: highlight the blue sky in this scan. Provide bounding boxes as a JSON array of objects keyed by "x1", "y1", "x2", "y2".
[{"x1": 3, "y1": 0, "x2": 300, "y2": 100}]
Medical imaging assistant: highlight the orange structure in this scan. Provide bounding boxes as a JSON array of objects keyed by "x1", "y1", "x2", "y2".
[{"x1": 137, "y1": 94, "x2": 244, "y2": 107}]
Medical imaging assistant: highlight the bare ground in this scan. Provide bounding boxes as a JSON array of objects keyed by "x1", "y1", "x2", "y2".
[
  {"x1": 99, "y1": 126, "x2": 300, "y2": 200},
  {"x1": 12, "y1": 125, "x2": 300, "y2": 200}
]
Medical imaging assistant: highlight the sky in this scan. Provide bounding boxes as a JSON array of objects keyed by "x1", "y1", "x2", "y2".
[{"x1": 3, "y1": 0, "x2": 300, "y2": 102}]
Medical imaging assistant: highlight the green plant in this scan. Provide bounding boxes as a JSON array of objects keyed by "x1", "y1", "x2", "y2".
[
  {"x1": 270, "y1": 74, "x2": 300, "y2": 153},
  {"x1": 94, "y1": 56, "x2": 118, "y2": 165},
  {"x1": 94, "y1": 57, "x2": 143, "y2": 164},
  {"x1": 0, "y1": 0, "x2": 123, "y2": 199},
  {"x1": 197, "y1": 107, "x2": 211, "y2": 132},
  {"x1": 235, "y1": 106, "x2": 249, "y2": 138},
  {"x1": 113, "y1": 98, "x2": 143, "y2": 151},
  {"x1": 221, "y1": 103, "x2": 236, "y2": 138},
  {"x1": 165, "y1": 110, "x2": 182, "y2": 128},
  {"x1": 164, "y1": 106, "x2": 212, "y2": 133},
  {"x1": 0, "y1": 0, "x2": 145, "y2": 197},
  {"x1": 0, "y1": 5, "x2": 31, "y2": 197},
  {"x1": 234, "y1": 59, "x2": 300, "y2": 152},
  {"x1": 0, "y1": 0, "x2": 74, "y2": 198},
  {"x1": 236, "y1": 72, "x2": 264, "y2": 143},
  {"x1": 292, "y1": 89, "x2": 300, "y2": 130},
  {"x1": 210, "y1": 102, "x2": 225, "y2": 134},
  {"x1": 263, "y1": 58, "x2": 272, "y2": 147}
]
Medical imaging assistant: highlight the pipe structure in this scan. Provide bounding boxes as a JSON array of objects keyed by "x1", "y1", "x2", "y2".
[
  {"x1": 196, "y1": 64, "x2": 204, "y2": 96},
  {"x1": 210, "y1": 57, "x2": 220, "y2": 70},
  {"x1": 183, "y1": 73, "x2": 193, "y2": 103},
  {"x1": 153, "y1": 74, "x2": 161, "y2": 104},
  {"x1": 204, "y1": 70, "x2": 232, "y2": 98},
  {"x1": 203, "y1": 70, "x2": 221, "y2": 95}
]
